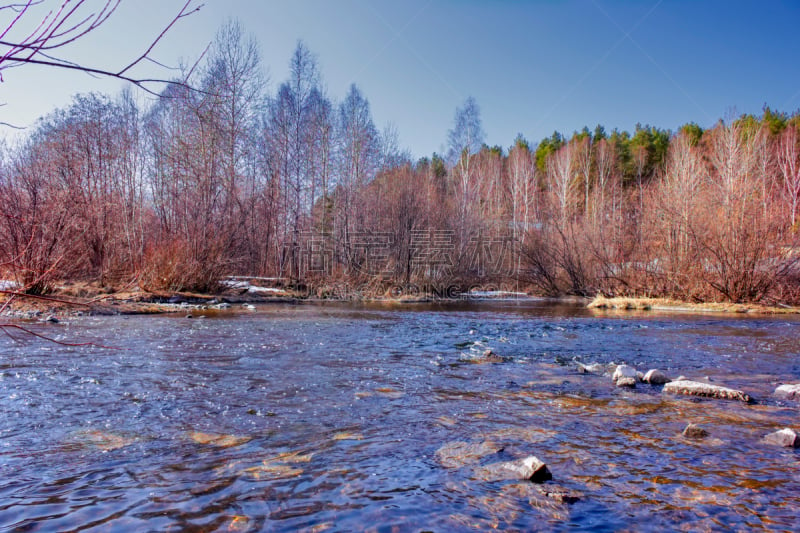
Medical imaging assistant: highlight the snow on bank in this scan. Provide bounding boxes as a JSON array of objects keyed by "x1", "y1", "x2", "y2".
[
  {"x1": 220, "y1": 279, "x2": 286, "y2": 295},
  {"x1": 0, "y1": 280, "x2": 19, "y2": 291},
  {"x1": 466, "y1": 290, "x2": 531, "y2": 300}
]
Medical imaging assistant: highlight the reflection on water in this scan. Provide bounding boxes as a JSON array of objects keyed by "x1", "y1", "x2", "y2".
[{"x1": 1, "y1": 300, "x2": 799, "y2": 531}]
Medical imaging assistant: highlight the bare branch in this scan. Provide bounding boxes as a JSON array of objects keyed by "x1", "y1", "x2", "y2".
[
  {"x1": 0, "y1": 0, "x2": 204, "y2": 98},
  {"x1": 0, "y1": 323, "x2": 117, "y2": 348}
]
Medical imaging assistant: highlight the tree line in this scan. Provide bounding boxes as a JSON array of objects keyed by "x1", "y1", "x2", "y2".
[{"x1": 2, "y1": 20, "x2": 799, "y2": 304}]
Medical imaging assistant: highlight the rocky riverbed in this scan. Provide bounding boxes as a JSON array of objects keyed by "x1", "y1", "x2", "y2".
[{"x1": 2, "y1": 300, "x2": 799, "y2": 531}]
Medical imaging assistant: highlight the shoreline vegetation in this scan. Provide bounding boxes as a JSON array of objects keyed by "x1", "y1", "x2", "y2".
[
  {"x1": 3, "y1": 23, "x2": 800, "y2": 313},
  {"x1": 586, "y1": 295, "x2": 800, "y2": 315},
  {"x1": 3, "y1": 281, "x2": 799, "y2": 319}
]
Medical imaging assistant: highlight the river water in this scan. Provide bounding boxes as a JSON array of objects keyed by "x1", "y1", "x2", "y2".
[{"x1": 1, "y1": 300, "x2": 799, "y2": 531}]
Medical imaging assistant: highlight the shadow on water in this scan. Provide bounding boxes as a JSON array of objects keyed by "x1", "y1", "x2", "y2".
[{"x1": 1, "y1": 300, "x2": 799, "y2": 531}]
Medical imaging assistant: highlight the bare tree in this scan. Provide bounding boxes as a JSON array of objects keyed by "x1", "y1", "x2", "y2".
[
  {"x1": 594, "y1": 137, "x2": 615, "y2": 224},
  {"x1": 507, "y1": 137, "x2": 537, "y2": 247},
  {"x1": 446, "y1": 96, "x2": 484, "y2": 166},
  {"x1": 0, "y1": 0, "x2": 202, "y2": 100},
  {"x1": 447, "y1": 96, "x2": 485, "y2": 254},
  {"x1": 657, "y1": 132, "x2": 705, "y2": 276},
  {"x1": 266, "y1": 41, "x2": 331, "y2": 279},
  {"x1": 546, "y1": 141, "x2": 576, "y2": 224},
  {"x1": 335, "y1": 83, "x2": 380, "y2": 274},
  {"x1": 778, "y1": 124, "x2": 800, "y2": 230},
  {"x1": 575, "y1": 135, "x2": 592, "y2": 217}
]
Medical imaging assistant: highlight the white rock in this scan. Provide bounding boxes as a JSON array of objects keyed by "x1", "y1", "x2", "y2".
[
  {"x1": 663, "y1": 380, "x2": 751, "y2": 403},
  {"x1": 616, "y1": 376, "x2": 637, "y2": 388},
  {"x1": 577, "y1": 362, "x2": 605, "y2": 375},
  {"x1": 763, "y1": 428, "x2": 800, "y2": 448},
  {"x1": 612, "y1": 364, "x2": 638, "y2": 382},
  {"x1": 474, "y1": 455, "x2": 552, "y2": 483},
  {"x1": 642, "y1": 369, "x2": 669, "y2": 385},
  {"x1": 612, "y1": 365, "x2": 638, "y2": 387},
  {"x1": 774, "y1": 384, "x2": 800, "y2": 401}
]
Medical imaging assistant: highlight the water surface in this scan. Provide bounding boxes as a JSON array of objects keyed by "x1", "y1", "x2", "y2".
[{"x1": 1, "y1": 301, "x2": 799, "y2": 531}]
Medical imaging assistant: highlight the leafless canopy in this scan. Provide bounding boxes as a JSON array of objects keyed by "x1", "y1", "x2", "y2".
[{"x1": 0, "y1": 0, "x2": 202, "y2": 95}]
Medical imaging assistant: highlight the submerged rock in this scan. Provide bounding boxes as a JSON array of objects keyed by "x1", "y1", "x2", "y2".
[
  {"x1": 435, "y1": 440, "x2": 503, "y2": 468},
  {"x1": 481, "y1": 349, "x2": 508, "y2": 363},
  {"x1": 763, "y1": 428, "x2": 800, "y2": 448},
  {"x1": 474, "y1": 455, "x2": 552, "y2": 483},
  {"x1": 774, "y1": 384, "x2": 800, "y2": 401},
  {"x1": 663, "y1": 380, "x2": 751, "y2": 403},
  {"x1": 642, "y1": 369, "x2": 669, "y2": 385},
  {"x1": 461, "y1": 348, "x2": 510, "y2": 364},
  {"x1": 75, "y1": 430, "x2": 135, "y2": 451},
  {"x1": 332, "y1": 432, "x2": 364, "y2": 441},
  {"x1": 613, "y1": 365, "x2": 638, "y2": 388},
  {"x1": 536, "y1": 484, "x2": 581, "y2": 504},
  {"x1": 682, "y1": 423, "x2": 709, "y2": 440},
  {"x1": 189, "y1": 431, "x2": 251, "y2": 448}
]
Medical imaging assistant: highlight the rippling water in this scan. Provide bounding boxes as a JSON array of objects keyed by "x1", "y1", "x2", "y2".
[{"x1": 1, "y1": 301, "x2": 799, "y2": 531}]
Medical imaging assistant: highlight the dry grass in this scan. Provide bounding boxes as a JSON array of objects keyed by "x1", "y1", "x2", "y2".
[{"x1": 588, "y1": 295, "x2": 800, "y2": 315}]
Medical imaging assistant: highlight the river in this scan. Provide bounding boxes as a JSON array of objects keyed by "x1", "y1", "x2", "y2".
[{"x1": 1, "y1": 300, "x2": 799, "y2": 531}]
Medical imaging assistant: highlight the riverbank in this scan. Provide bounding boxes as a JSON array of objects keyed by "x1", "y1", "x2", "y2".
[
  {"x1": 6, "y1": 281, "x2": 800, "y2": 320},
  {"x1": 0, "y1": 283, "x2": 301, "y2": 319},
  {"x1": 588, "y1": 295, "x2": 800, "y2": 315}
]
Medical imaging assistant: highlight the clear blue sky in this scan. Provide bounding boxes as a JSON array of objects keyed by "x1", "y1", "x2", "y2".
[{"x1": 2, "y1": 0, "x2": 800, "y2": 158}]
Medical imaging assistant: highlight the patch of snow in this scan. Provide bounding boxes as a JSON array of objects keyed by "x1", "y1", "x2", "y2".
[
  {"x1": 466, "y1": 290, "x2": 530, "y2": 299},
  {"x1": 0, "y1": 280, "x2": 19, "y2": 291},
  {"x1": 220, "y1": 280, "x2": 250, "y2": 289},
  {"x1": 247, "y1": 286, "x2": 284, "y2": 294}
]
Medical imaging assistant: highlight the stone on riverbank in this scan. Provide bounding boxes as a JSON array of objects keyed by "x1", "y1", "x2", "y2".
[
  {"x1": 663, "y1": 380, "x2": 751, "y2": 403},
  {"x1": 774, "y1": 384, "x2": 800, "y2": 401},
  {"x1": 763, "y1": 428, "x2": 800, "y2": 448},
  {"x1": 642, "y1": 369, "x2": 669, "y2": 385},
  {"x1": 474, "y1": 456, "x2": 552, "y2": 483}
]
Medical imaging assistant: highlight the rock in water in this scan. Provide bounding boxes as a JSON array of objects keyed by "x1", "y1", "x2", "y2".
[
  {"x1": 682, "y1": 423, "x2": 709, "y2": 439},
  {"x1": 474, "y1": 456, "x2": 552, "y2": 483},
  {"x1": 577, "y1": 362, "x2": 605, "y2": 375},
  {"x1": 536, "y1": 485, "x2": 581, "y2": 504},
  {"x1": 435, "y1": 441, "x2": 503, "y2": 468},
  {"x1": 616, "y1": 376, "x2": 637, "y2": 388},
  {"x1": 763, "y1": 428, "x2": 800, "y2": 448},
  {"x1": 663, "y1": 380, "x2": 751, "y2": 403},
  {"x1": 774, "y1": 384, "x2": 800, "y2": 401},
  {"x1": 642, "y1": 369, "x2": 669, "y2": 385},
  {"x1": 189, "y1": 431, "x2": 251, "y2": 448},
  {"x1": 613, "y1": 365, "x2": 638, "y2": 388}
]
